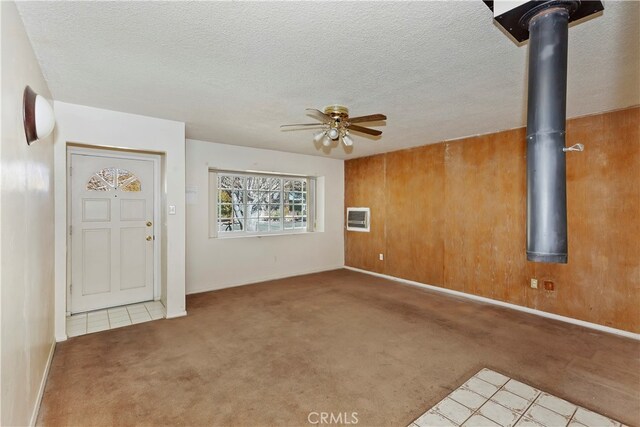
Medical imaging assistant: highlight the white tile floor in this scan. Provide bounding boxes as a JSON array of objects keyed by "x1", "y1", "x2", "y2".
[
  {"x1": 66, "y1": 301, "x2": 165, "y2": 337},
  {"x1": 410, "y1": 369, "x2": 625, "y2": 427}
]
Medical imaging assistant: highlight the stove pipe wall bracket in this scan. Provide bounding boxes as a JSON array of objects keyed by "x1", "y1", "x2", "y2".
[{"x1": 484, "y1": 0, "x2": 603, "y2": 264}]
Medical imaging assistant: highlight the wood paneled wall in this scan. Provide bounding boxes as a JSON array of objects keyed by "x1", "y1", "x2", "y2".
[{"x1": 345, "y1": 107, "x2": 640, "y2": 333}]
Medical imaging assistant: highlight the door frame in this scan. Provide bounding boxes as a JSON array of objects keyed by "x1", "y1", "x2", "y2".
[{"x1": 66, "y1": 146, "x2": 162, "y2": 314}]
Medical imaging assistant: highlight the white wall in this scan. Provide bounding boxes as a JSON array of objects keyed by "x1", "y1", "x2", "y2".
[
  {"x1": 53, "y1": 102, "x2": 186, "y2": 340},
  {"x1": 186, "y1": 139, "x2": 344, "y2": 293},
  {"x1": 1, "y1": 2, "x2": 56, "y2": 425}
]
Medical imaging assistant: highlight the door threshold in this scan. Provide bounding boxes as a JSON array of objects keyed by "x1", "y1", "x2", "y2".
[{"x1": 66, "y1": 301, "x2": 165, "y2": 338}]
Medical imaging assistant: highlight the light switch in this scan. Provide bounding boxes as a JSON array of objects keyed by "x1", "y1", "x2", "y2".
[{"x1": 169, "y1": 205, "x2": 176, "y2": 215}]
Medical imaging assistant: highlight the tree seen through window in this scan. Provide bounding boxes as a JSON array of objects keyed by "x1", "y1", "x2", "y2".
[{"x1": 217, "y1": 173, "x2": 308, "y2": 234}]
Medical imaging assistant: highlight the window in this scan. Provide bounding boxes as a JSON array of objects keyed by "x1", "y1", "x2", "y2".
[
  {"x1": 86, "y1": 167, "x2": 141, "y2": 192},
  {"x1": 210, "y1": 171, "x2": 315, "y2": 237}
]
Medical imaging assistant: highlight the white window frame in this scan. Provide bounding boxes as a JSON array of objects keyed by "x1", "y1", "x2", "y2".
[{"x1": 209, "y1": 169, "x2": 316, "y2": 238}]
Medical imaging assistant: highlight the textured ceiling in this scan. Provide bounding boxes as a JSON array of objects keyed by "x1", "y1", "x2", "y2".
[{"x1": 16, "y1": 1, "x2": 639, "y2": 159}]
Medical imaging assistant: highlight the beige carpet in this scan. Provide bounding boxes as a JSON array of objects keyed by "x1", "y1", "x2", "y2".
[{"x1": 37, "y1": 269, "x2": 640, "y2": 426}]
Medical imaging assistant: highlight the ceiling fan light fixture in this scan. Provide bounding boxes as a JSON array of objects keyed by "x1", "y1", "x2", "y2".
[
  {"x1": 313, "y1": 130, "x2": 326, "y2": 143},
  {"x1": 327, "y1": 127, "x2": 340, "y2": 140},
  {"x1": 322, "y1": 134, "x2": 332, "y2": 147},
  {"x1": 281, "y1": 105, "x2": 386, "y2": 149}
]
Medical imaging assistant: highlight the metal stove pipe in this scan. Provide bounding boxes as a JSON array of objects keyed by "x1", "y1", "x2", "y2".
[{"x1": 526, "y1": 6, "x2": 571, "y2": 264}]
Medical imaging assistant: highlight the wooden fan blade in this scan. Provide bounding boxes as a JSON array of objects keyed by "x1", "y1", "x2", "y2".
[
  {"x1": 280, "y1": 123, "x2": 325, "y2": 128},
  {"x1": 348, "y1": 114, "x2": 387, "y2": 123},
  {"x1": 348, "y1": 124, "x2": 382, "y2": 136},
  {"x1": 305, "y1": 108, "x2": 331, "y2": 122}
]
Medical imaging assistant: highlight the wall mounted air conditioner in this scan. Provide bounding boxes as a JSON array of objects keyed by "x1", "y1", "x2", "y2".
[{"x1": 346, "y1": 207, "x2": 370, "y2": 232}]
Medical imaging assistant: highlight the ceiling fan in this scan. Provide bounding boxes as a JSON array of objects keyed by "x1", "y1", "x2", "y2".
[{"x1": 280, "y1": 105, "x2": 386, "y2": 147}]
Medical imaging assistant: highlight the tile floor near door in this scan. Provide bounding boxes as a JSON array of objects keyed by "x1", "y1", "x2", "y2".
[
  {"x1": 65, "y1": 301, "x2": 165, "y2": 337},
  {"x1": 411, "y1": 369, "x2": 625, "y2": 427}
]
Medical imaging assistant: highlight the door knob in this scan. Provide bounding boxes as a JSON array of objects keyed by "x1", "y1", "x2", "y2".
[
  {"x1": 146, "y1": 221, "x2": 152, "y2": 227},
  {"x1": 146, "y1": 235, "x2": 153, "y2": 241}
]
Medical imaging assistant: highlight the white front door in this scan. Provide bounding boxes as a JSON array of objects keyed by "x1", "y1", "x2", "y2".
[{"x1": 70, "y1": 153, "x2": 155, "y2": 313}]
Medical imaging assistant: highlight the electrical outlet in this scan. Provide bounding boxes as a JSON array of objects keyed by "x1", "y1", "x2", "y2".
[
  {"x1": 530, "y1": 278, "x2": 538, "y2": 289},
  {"x1": 379, "y1": 253, "x2": 384, "y2": 261},
  {"x1": 544, "y1": 280, "x2": 555, "y2": 291}
]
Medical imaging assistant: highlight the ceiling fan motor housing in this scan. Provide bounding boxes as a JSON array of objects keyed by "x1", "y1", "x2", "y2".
[
  {"x1": 324, "y1": 105, "x2": 349, "y2": 140},
  {"x1": 323, "y1": 105, "x2": 350, "y2": 120}
]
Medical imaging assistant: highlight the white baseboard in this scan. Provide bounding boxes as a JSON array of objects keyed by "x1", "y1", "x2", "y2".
[
  {"x1": 344, "y1": 266, "x2": 640, "y2": 341},
  {"x1": 165, "y1": 310, "x2": 187, "y2": 319},
  {"x1": 186, "y1": 265, "x2": 344, "y2": 295},
  {"x1": 30, "y1": 340, "x2": 56, "y2": 426}
]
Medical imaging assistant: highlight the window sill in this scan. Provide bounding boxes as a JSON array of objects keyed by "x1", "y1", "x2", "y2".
[{"x1": 211, "y1": 231, "x2": 315, "y2": 240}]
